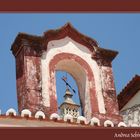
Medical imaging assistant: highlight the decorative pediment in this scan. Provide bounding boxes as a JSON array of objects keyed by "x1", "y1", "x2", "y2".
[
  {"x1": 11, "y1": 22, "x2": 118, "y2": 63},
  {"x1": 43, "y1": 22, "x2": 99, "y2": 52}
]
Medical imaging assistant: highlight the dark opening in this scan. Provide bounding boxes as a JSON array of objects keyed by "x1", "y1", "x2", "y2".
[
  {"x1": 107, "y1": 124, "x2": 112, "y2": 127},
  {"x1": 9, "y1": 112, "x2": 14, "y2": 117},
  {"x1": 24, "y1": 114, "x2": 29, "y2": 119},
  {"x1": 52, "y1": 118, "x2": 58, "y2": 122},
  {"x1": 80, "y1": 120, "x2": 85, "y2": 125},
  {"x1": 67, "y1": 119, "x2": 71, "y2": 123},
  {"x1": 38, "y1": 115, "x2": 43, "y2": 120}
]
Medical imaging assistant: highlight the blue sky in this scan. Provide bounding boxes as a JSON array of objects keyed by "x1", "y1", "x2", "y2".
[{"x1": 0, "y1": 14, "x2": 140, "y2": 114}]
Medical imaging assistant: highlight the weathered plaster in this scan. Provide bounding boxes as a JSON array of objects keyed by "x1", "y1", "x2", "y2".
[
  {"x1": 41, "y1": 37, "x2": 106, "y2": 116},
  {"x1": 120, "y1": 104, "x2": 140, "y2": 127},
  {"x1": 12, "y1": 24, "x2": 122, "y2": 126},
  {"x1": 100, "y1": 66, "x2": 119, "y2": 115}
]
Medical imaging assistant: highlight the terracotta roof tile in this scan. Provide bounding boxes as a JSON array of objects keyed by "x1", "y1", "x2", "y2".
[{"x1": 117, "y1": 75, "x2": 140, "y2": 110}]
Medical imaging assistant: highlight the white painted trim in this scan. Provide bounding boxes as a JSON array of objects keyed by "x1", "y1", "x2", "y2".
[
  {"x1": 35, "y1": 111, "x2": 45, "y2": 119},
  {"x1": 6, "y1": 108, "x2": 16, "y2": 116},
  {"x1": 90, "y1": 117, "x2": 100, "y2": 126},
  {"x1": 21, "y1": 109, "x2": 32, "y2": 117},
  {"x1": 50, "y1": 113, "x2": 60, "y2": 120},
  {"x1": 41, "y1": 37, "x2": 106, "y2": 118},
  {"x1": 104, "y1": 120, "x2": 114, "y2": 127},
  {"x1": 118, "y1": 122, "x2": 127, "y2": 127},
  {"x1": 131, "y1": 124, "x2": 139, "y2": 127},
  {"x1": 64, "y1": 114, "x2": 73, "y2": 122},
  {"x1": 77, "y1": 116, "x2": 87, "y2": 124}
]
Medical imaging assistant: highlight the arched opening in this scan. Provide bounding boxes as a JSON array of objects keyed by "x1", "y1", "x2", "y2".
[
  {"x1": 55, "y1": 59, "x2": 87, "y2": 117},
  {"x1": 42, "y1": 52, "x2": 99, "y2": 120},
  {"x1": 55, "y1": 71, "x2": 82, "y2": 116}
]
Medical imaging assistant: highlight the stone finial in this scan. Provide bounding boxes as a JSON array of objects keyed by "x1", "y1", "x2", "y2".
[{"x1": 6, "y1": 108, "x2": 17, "y2": 116}]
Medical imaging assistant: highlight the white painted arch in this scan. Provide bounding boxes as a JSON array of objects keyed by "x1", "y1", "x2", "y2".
[
  {"x1": 6, "y1": 108, "x2": 17, "y2": 116},
  {"x1": 77, "y1": 116, "x2": 87, "y2": 124},
  {"x1": 41, "y1": 37, "x2": 106, "y2": 120},
  {"x1": 64, "y1": 114, "x2": 73, "y2": 123},
  {"x1": 56, "y1": 59, "x2": 87, "y2": 115},
  {"x1": 104, "y1": 120, "x2": 114, "y2": 127},
  {"x1": 90, "y1": 117, "x2": 100, "y2": 126},
  {"x1": 21, "y1": 109, "x2": 32, "y2": 117},
  {"x1": 118, "y1": 122, "x2": 127, "y2": 127},
  {"x1": 50, "y1": 113, "x2": 61, "y2": 120},
  {"x1": 35, "y1": 111, "x2": 45, "y2": 119}
]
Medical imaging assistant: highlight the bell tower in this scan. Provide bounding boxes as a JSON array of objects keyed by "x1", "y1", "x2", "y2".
[
  {"x1": 59, "y1": 87, "x2": 80, "y2": 118},
  {"x1": 11, "y1": 23, "x2": 122, "y2": 125}
]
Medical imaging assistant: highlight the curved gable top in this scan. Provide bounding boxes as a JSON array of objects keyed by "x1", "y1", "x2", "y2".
[
  {"x1": 43, "y1": 22, "x2": 99, "y2": 52},
  {"x1": 11, "y1": 22, "x2": 118, "y2": 61}
]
